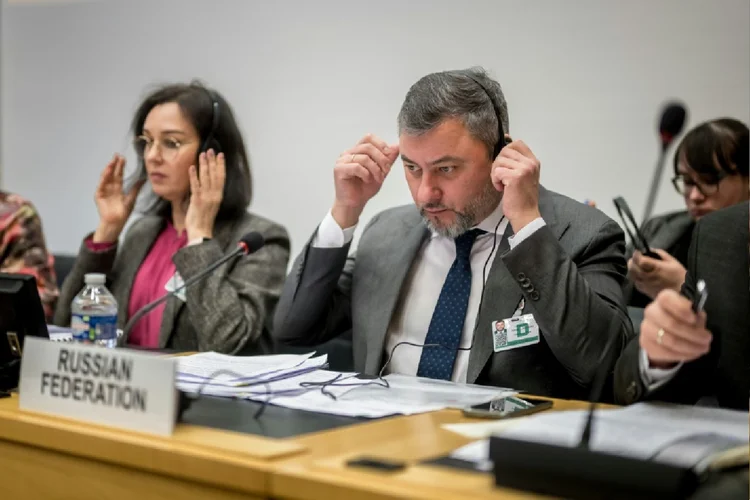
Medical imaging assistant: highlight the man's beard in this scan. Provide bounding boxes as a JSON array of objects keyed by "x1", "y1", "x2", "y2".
[{"x1": 419, "y1": 182, "x2": 501, "y2": 239}]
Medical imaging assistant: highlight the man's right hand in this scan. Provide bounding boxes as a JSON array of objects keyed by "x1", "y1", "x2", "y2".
[
  {"x1": 640, "y1": 289, "x2": 713, "y2": 369},
  {"x1": 331, "y1": 134, "x2": 399, "y2": 228},
  {"x1": 93, "y1": 154, "x2": 144, "y2": 243}
]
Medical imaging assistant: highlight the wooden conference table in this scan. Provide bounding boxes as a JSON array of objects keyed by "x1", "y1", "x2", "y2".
[
  {"x1": 273, "y1": 397, "x2": 603, "y2": 500},
  {"x1": 0, "y1": 391, "x2": 595, "y2": 500}
]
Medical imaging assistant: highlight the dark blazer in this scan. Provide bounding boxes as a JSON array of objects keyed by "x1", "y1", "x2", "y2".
[
  {"x1": 274, "y1": 187, "x2": 633, "y2": 399},
  {"x1": 624, "y1": 210, "x2": 694, "y2": 308},
  {"x1": 615, "y1": 202, "x2": 750, "y2": 410},
  {"x1": 54, "y1": 212, "x2": 290, "y2": 354}
]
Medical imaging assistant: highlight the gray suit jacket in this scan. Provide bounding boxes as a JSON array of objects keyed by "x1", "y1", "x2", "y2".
[
  {"x1": 615, "y1": 202, "x2": 749, "y2": 410},
  {"x1": 274, "y1": 187, "x2": 632, "y2": 399},
  {"x1": 623, "y1": 210, "x2": 694, "y2": 308},
  {"x1": 54, "y1": 212, "x2": 290, "y2": 354}
]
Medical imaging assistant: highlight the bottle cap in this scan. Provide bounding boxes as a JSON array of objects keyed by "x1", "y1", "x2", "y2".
[{"x1": 84, "y1": 273, "x2": 106, "y2": 285}]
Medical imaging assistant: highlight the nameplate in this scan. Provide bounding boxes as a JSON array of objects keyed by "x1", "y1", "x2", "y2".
[{"x1": 18, "y1": 337, "x2": 177, "y2": 436}]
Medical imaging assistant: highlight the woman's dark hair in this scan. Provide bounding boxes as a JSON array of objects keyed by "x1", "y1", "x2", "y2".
[
  {"x1": 673, "y1": 118, "x2": 749, "y2": 184},
  {"x1": 129, "y1": 81, "x2": 252, "y2": 220}
]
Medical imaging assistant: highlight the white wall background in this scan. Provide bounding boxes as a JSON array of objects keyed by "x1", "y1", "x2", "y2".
[{"x1": 2, "y1": 0, "x2": 749, "y2": 259}]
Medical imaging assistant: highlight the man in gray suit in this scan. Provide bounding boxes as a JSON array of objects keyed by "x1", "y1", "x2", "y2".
[{"x1": 274, "y1": 67, "x2": 632, "y2": 399}]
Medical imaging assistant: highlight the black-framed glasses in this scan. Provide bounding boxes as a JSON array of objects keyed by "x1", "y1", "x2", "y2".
[
  {"x1": 613, "y1": 196, "x2": 661, "y2": 260},
  {"x1": 671, "y1": 173, "x2": 726, "y2": 197}
]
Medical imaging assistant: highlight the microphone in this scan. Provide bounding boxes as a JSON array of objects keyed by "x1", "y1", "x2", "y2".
[
  {"x1": 658, "y1": 102, "x2": 687, "y2": 150},
  {"x1": 577, "y1": 327, "x2": 622, "y2": 449},
  {"x1": 488, "y1": 313, "x2": 699, "y2": 500},
  {"x1": 121, "y1": 232, "x2": 265, "y2": 342},
  {"x1": 642, "y1": 101, "x2": 688, "y2": 224}
]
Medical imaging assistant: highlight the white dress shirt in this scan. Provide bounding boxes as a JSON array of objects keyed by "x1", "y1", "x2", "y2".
[
  {"x1": 638, "y1": 347, "x2": 683, "y2": 390},
  {"x1": 313, "y1": 203, "x2": 546, "y2": 382}
]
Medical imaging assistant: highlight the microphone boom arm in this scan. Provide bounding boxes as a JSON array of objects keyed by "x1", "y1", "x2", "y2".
[
  {"x1": 641, "y1": 146, "x2": 668, "y2": 225},
  {"x1": 120, "y1": 245, "x2": 244, "y2": 342}
]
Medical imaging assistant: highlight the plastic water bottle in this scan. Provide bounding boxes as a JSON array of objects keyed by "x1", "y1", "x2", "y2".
[{"x1": 70, "y1": 273, "x2": 118, "y2": 348}]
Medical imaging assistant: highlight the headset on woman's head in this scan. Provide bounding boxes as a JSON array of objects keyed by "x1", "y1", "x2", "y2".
[{"x1": 200, "y1": 87, "x2": 222, "y2": 154}]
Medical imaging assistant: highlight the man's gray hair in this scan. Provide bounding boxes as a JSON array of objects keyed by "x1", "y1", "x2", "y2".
[{"x1": 397, "y1": 67, "x2": 509, "y2": 158}]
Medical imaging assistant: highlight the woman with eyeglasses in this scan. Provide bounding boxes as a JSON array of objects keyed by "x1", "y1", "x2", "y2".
[
  {"x1": 54, "y1": 82, "x2": 290, "y2": 354},
  {"x1": 626, "y1": 118, "x2": 749, "y2": 306}
]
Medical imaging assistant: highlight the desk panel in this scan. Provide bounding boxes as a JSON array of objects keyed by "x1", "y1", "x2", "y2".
[
  {"x1": 0, "y1": 438, "x2": 262, "y2": 500},
  {"x1": 0, "y1": 394, "x2": 304, "y2": 497}
]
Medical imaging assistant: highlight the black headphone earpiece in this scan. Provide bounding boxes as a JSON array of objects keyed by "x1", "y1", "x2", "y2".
[
  {"x1": 466, "y1": 75, "x2": 507, "y2": 159},
  {"x1": 200, "y1": 88, "x2": 222, "y2": 154}
]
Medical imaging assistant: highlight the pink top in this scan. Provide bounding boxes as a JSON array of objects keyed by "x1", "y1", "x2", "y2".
[
  {"x1": 85, "y1": 222, "x2": 187, "y2": 348},
  {"x1": 127, "y1": 222, "x2": 187, "y2": 347}
]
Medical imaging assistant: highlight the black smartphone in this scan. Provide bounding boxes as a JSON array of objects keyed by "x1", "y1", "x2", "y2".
[
  {"x1": 462, "y1": 396, "x2": 553, "y2": 419},
  {"x1": 613, "y1": 196, "x2": 661, "y2": 260}
]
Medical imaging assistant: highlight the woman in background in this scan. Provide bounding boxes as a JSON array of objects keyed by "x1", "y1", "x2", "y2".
[
  {"x1": 54, "y1": 82, "x2": 290, "y2": 354},
  {"x1": 625, "y1": 118, "x2": 749, "y2": 307},
  {"x1": 0, "y1": 191, "x2": 58, "y2": 319}
]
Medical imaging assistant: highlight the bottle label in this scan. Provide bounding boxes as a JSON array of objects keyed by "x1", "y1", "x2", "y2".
[{"x1": 71, "y1": 314, "x2": 118, "y2": 342}]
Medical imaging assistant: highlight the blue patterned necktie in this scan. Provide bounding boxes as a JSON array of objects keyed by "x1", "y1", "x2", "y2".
[{"x1": 417, "y1": 228, "x2": 485, "y2": 380}]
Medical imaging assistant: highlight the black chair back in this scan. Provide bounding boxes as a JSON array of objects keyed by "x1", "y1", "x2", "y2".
[{"x1": 52, "y1": 254, "x2": 76, "y2": 288}]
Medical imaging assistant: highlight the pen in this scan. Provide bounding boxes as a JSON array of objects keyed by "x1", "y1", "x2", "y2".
[{"x1": 692, "y1": 279, "x2": 708, "y2": 314}]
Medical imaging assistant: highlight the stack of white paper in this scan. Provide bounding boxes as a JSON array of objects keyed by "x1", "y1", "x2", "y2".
[
  {"x1": 176, "y1": 352, "x2": 329, "y2": 397},
  {"x1": 448, "y1": 402, "x2": 749, "y2": 472},
  {"x1": 450, "y1": 440, "x2": 493, "y2": 472},
  {"x1": 46, "y1": 325, "x2": 74, "y2": 342},
  {"x1": 336, "y1": 373, "x2": 515, "y2": 414},
  {"x1": 175, "y1": 351, "x2": 514, "y2": 418},
  {"x1": 257, "y1": 373, "x2": 514, "y2": 418}
]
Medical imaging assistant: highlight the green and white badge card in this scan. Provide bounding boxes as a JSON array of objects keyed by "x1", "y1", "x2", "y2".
[{"x1": 492, "y1": 314, "x2": 540, "y2": 352}]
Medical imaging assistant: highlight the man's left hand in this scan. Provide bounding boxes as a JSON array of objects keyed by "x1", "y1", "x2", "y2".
[{"x1": 491, "y1": 138, "x2": 541, "y2": 232}]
